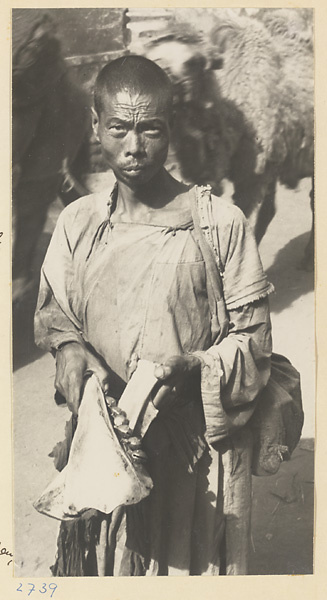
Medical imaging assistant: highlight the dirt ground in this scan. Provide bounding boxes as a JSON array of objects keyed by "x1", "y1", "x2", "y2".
[{"x1": 12, "y1": 174, "x2": 314, "y2": 576}]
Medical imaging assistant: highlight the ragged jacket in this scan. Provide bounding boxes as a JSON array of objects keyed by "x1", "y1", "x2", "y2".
[{"x1": 34, "y1": 183, "x2": 273, "y2": 575}]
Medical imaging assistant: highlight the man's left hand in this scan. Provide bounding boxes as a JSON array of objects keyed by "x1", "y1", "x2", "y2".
[{"x1": 153, "y1": 355, "x2": 201, "y2": 410}]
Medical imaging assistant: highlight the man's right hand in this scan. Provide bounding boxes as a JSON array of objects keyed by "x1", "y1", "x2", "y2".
[{"x1": 55, "y1": 342, "x2": 110, "y2": 415}]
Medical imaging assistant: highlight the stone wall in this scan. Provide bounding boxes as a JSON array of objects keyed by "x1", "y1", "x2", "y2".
[
  {"x1": 53, "y1": 8, "x2": 129, "y2": 57},
  {"x1": 53, "y1": 8, "x2": 129, "y2": 173},
  {"x1": 12, "y1": 8, "x2": 130, "y2": 175}
]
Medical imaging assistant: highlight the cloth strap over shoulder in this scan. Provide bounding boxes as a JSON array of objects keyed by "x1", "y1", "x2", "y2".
[{"x1": 191, "y1": 185, "x2": 229, "y2": 345}]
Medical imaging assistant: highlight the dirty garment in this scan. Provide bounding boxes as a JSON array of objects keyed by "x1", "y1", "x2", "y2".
[{"x1": 34, "y1": 184, "x2": 273, "y2": 576}]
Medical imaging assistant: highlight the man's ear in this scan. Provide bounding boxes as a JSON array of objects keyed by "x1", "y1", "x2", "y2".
[{"x1": 91, "y1": 107, "x2": 100, "y2": 141}]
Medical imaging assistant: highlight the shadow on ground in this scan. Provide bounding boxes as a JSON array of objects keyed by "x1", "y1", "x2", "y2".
[
  {"x1": 249, "y1": 439, "x2": 314, "y2": 575},
  {"x1": 265, "y1": 231, "x2": 314, "y2": 314}
]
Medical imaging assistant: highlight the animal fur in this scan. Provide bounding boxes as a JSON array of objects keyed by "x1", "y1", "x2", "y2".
[{"x1": 144, "y1": 9, "x2": 314, "y2": 260}]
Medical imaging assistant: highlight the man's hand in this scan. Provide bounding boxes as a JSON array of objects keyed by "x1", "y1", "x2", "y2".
[
  {"x1": 153, "y1": 355, "x2": 201, "y2": 410},
  {"x1": 55, "y1": 342, "x2": 110, "y2": 415}
]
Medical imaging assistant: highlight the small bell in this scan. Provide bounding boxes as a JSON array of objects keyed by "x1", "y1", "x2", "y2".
[
  {"x1": 113, "y1": 414, "x2": 129, "y2": 428},
  {"x1": 115, "y1": 423, "x2": 130, "y2": 437},
  {"x1": 131, "y1": 449, "x2": 148, "y2": 463},
  {"x1": 105, "y1": 396, "x2": 117, "y2": 408},
  {"x1": 128, "y1": 436, "x2": 142, "y2": 450}
]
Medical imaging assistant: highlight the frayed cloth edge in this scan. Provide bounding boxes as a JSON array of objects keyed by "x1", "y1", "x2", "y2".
[{"x1": 226, "y1": 283, "x2": 275, "y2": 311}]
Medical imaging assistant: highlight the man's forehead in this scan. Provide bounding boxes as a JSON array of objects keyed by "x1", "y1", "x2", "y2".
[{"x1": 101, "y1": 89, "x2": 169, "y2": 117}]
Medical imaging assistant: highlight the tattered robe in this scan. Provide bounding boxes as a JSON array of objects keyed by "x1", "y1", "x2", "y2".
[{"x1": 34, "y1": 184, "x2": 273, "y2": 576}]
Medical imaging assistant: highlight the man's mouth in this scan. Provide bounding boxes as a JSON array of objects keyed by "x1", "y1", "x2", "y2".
[{"x1": 123, "y1": 165, "x2": 144, "y2": 172}]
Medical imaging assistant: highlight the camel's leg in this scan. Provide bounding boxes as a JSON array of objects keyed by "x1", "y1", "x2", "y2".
[{"x1": 233, "y1": 172, "x2": 277, "y2": 245}]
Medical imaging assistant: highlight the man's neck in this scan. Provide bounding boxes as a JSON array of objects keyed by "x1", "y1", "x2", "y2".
[{"x1": 114, "y1": 169, "x2": 187, "y2": 221}]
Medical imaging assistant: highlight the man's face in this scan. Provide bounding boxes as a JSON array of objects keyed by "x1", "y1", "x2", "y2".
[{"x1": 93, "y1": 89, "x2": 171, "y2": 187}]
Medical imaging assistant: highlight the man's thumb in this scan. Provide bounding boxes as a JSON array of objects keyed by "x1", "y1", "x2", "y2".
[
  {"x1": 154, "y1": 364, "x2": 173, "y2": 381},
  {"x1": 93, "y1": 365, "x2": 110, "y2": 394}
]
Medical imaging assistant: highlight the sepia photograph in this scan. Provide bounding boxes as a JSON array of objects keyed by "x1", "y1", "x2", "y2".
[{"x1": 11, "y1": 6, "x2": 314, "y2": 580}]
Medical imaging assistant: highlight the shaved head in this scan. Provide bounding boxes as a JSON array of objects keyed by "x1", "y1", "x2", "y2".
[{"x1": 94, "y1": 54, "x2": 173, "y2": 117}]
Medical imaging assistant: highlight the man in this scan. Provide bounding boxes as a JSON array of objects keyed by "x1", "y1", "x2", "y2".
[{"x1": 34, "y1": 55, "x2": 273, "y2": 576}]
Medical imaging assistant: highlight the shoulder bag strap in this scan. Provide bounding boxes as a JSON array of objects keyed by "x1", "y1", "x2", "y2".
[{"x1": 191, "y1": 186, "x2": 229, "y2": 344}]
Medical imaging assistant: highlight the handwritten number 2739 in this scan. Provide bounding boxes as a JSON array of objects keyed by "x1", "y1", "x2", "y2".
[{"x1": 16, "y1": 582, "x2": 57, "y2": 597}]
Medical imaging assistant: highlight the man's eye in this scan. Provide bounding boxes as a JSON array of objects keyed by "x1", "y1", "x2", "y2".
[
  {"x1": 144, "y1": 126, "x2": 161, "y2": 135},
  {"x1": 109, "y1": 125, "x2": 126, "y2": 134}
]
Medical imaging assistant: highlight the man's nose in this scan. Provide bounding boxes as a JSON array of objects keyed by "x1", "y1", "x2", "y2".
[{"x1": 125, "y1": 131, "x2": 145, "y2": 156}]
